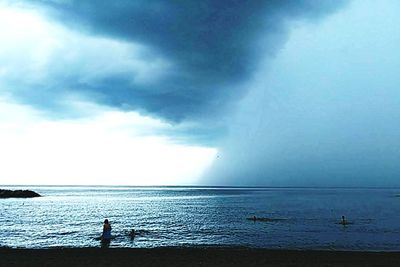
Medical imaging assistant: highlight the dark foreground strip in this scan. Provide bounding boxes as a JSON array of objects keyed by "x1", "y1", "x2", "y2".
[{"x1": 1, "y1": 247, "x2": 400, "y2": 267}]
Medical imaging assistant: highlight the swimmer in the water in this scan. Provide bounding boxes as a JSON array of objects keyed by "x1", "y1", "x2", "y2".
[
  {"x1": 129, "y1": 229, "x2": 135, "y2": 239},
  {"x1": 340, "y1": 215, "x2": 348, "y2": 225}
]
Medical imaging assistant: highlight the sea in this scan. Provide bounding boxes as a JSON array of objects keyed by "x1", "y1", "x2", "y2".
[{"x1": 1, "y1": 186, "x2": 400, "y2": 251}]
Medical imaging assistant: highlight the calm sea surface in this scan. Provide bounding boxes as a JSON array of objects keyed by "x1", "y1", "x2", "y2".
[{"x1": 1, "y1": 186, "x2": 400, "y2": 250}]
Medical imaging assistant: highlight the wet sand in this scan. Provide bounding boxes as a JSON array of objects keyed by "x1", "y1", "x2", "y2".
[{"x1": 1, "y1": 247, "x2": 400, "y2": 267}]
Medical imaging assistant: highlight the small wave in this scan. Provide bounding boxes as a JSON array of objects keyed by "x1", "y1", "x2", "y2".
[
  {"x1": 58, "y1": 231, "x2": 78, "y2": 236},
  {"x1": 246, "y1": 217, "x2": 287, "y2": 222},
  {"x1": 335, "y1": 222, "x2": 354, "y2": 225}
]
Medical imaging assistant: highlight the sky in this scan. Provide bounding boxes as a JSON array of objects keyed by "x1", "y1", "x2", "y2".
[{"x1": 0, "y1": 0, "x2": 399, "y2": 186}]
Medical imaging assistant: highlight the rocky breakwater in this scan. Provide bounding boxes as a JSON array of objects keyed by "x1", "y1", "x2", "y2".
[{"x1": 0, "y1": 189, "x2": 41, "y2": 198}]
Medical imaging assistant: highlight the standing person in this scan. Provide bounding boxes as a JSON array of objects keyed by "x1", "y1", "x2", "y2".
[
  {"x1": 102, "y1": 219, "x2": 112, "y2": 241},
  {"x1": 341, "y1": 216, "x2": 348, "y2": 225}
]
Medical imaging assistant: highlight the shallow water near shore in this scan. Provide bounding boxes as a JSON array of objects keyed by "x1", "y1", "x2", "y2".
[{"x1": 1, "y1": 186, "x2": 400, "y2": 250}]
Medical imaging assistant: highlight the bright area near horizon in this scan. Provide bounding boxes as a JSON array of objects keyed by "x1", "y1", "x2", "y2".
[{"x1": 0, "y1": 98, "x2": 217, "y2": 185}]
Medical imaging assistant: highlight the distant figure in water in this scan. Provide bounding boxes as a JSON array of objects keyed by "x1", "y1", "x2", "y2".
[
  {"x1": 102, "y1": 219, "x2": 112, "y2": 240},
  {"x1": 340, "y1": 216, "x2": 348, "y2": 225},
  {"x1": 129, "y1": 229, "x2": 135, "y2": 239}
]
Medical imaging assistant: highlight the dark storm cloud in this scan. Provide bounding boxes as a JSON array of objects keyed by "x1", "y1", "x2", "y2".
[
  {"x1": 12, "y1": 0, "x2": 347, "y2": 124},
  {"x1": 203, "y1": 0, "x2": 400, "y2": 186}
]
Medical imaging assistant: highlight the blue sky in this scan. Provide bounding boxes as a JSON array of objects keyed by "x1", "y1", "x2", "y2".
[{"x1": 0, "y1": 0, "x2": 399, "y2": 186}]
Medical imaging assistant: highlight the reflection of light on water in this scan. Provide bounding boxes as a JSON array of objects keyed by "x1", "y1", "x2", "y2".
[{"x1": 1, "y1": 186, "x2": 400, "y2": 250}]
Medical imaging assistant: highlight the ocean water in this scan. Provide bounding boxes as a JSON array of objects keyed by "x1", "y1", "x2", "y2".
[{"x1": 1, "y1": 186, "x2": 400, "y2": 250}]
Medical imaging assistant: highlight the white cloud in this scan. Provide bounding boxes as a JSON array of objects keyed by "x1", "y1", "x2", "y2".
[
  {"x1": 0, "y1": 97, "x2": 217, "y2": 185},
  {"x1": 0, "y1": 3, "x2": 217, "y2": 185}
]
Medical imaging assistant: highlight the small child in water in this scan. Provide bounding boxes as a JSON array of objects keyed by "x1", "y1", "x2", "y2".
[{"x1": 129, "y1": 229, "x2": 135, "y2": 239}]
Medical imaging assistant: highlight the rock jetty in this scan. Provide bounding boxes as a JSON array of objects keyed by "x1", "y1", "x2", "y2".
[{"x1": 0, "y1": 189, "x2": 41, "y2": 198}]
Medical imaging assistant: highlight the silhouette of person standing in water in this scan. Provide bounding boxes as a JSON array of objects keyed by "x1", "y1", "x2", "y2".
[{"x1": 102, "y1": 219, "x2": 112, "y2": 241}]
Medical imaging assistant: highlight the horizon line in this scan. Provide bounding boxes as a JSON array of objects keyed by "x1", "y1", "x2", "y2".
[{"x1": 1, "y1": 184, "x2": 400, "y2": 189}]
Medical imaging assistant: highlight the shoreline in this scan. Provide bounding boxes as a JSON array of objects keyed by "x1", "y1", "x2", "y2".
[{"x1": 2, "y1": 247, "x2": 400, "y2": 266}]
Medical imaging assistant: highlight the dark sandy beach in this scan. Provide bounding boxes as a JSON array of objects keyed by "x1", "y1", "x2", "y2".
[{"x1": 1, "y1": 247, "x2": 400, "y2": 267}]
